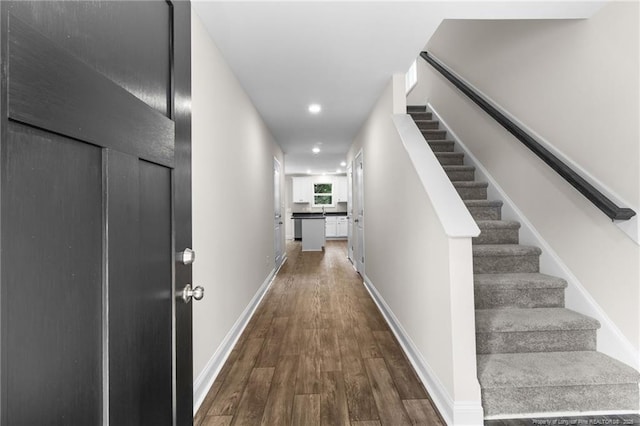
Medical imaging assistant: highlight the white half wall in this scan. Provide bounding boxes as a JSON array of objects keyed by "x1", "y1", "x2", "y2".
[
  {"x1": 409, "y1": 1, "x2": 639, "y2": 357},
  {"x1": 347, "y1": 75, "x2": 483, "y2": 425},
  {"x1": 191, "y1": 9, "x2": 284, "y2": 413}
]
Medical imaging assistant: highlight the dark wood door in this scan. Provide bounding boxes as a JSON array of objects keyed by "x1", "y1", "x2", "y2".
[{"x1": 0, "y1": 2, "x2": 192, "y2": 425}]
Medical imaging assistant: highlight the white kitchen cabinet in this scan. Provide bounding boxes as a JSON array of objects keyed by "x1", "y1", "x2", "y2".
[
  {"x1": 335, "y1": 176, "x2": 348, "y2": 203},
  {"x1": 336, "y1": 217, "x2": 348, "y2": 237},
  {"x1": 325, "y1": 216, "x2": 337, "y2": 237},
  {"x1": 326, "y1": 216, "x2": 347, "y2": 238},
  {"x1": 292, "y1": 177, "x2": 311, "y2": 203}
]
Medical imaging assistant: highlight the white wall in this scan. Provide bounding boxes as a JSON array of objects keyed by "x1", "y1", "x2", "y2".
[
  {"x1": 191, "y1": 9, "x2": 284, "y2": 409},
  {"x1": 408, "y1": 2, "x2": 639, "y2": 354},
  {"x1": 347, "y1": 75, "x2": 482, "y2": 425}
]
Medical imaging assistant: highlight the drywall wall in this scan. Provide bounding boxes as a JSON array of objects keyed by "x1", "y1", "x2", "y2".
[
  {"x1": 191, "y1": 8, "x2": 284, "y2": 406},
  {"x1": 409, "y1": 2, "x2": 639, "y2": 353},
  {"x1": 347, "y1": 75, "x2": 482, "y2": 424}
]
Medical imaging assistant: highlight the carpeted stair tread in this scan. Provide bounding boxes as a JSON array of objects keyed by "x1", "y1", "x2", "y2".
[
  {"x1": 473, "y1": 244, "x2": 541, "y2": 257},
  {"x1": 465, "y1": 200, "x2": 502, "y2": 208},
  {"x1": 414, "y1": 119, "x2": 439, "y2": 129},
  {"x1": 476, "y1": 220, "x2": 520, "y2": 230},
  {"x1": 407, "y1": 105, "x2": 426, "y2": 112},
  {"x1": 428, "y1": 140, "x2": 455, "y2": 152},
  {"x1": 477, "y1": 351, "x2": 640, "y2": 388},
  {"x1": 409, "y1": 112, "x2": 433, "y2": 120},
  {"x1": 453, "y1": 181, "x2": 488, "y2": 188},
  {"x1": 443, "y1": 165, "x2": 475, "y2": 172},
  {"x1": 434, "y1": 152, "x2": 465, "y2": 165},
  {"x1": 465, "y1": 200, "x2": 503, "y2": 220},
  {"x1": 474, "y1": 273, "x2": 567, "y2": 290},
  {"x1": 475, "y1": 308, "x2": 600, "y2": 333},
  {"x1": 422, "y1": 129, "x2": 448, "y2": 140}
]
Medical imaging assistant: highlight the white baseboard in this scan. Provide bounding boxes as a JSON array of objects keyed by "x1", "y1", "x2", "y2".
[
  {"x1": 192, "y1": 264, "x2": 281, "y2": 415},
  {"x1": 362, "y1": 274, "x2": 484, "y2": 426},
  {"x1": 428, "y1": 103, "x2": 640, "y2": 371}
]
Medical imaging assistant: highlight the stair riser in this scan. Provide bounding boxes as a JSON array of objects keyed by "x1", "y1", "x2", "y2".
[
  {"x1": 476, "y1": 330, "x2": 597, "y2": 354},
  {"x1": 435, "y1": 155, "x2": 464, "y2": 166},
  {"x1": 475, "y1": 288, "x2": 564, "y2": 309},
  {"x1": 473, "y1": 228, "x2": 519, "y2": 245},
  {"x1": 422, "y1": 130, "x2": 447, "y2": 140},
  {"x1": 455, "y1": 186, "x2": 487, "y2": 200},
  {"x1": 467, "y1": 206, "x2": 502, "y2": 220},
  {"x1": 446, "y1": 170, "x2": 475, "y2": 181},
  {"x1": 409, "y1": 112, "x2": 432, "y2": 120},
  {"x1": 428, "y1": 142, "x2": 455, "y2": 153},
  {"x1": 415, "y1": 121, "x2": 439, "y2": 130},
  {"x1": 474, "y1": 255, "x2": 539, "y2": 274},
  {"x1": 481, "y1": 384, "x2": 640, "y2": 417}
]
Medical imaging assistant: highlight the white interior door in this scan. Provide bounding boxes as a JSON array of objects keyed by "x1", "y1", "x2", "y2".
[
  {"x1": 274, "y1": 158, "x2": 283, "y2": 268},
  {"x1": 354, "y1": 151, "x2": 365, "y2": 274},
  {"x1": 347, "y1": 163, "x2": 354, "y2": 262}
]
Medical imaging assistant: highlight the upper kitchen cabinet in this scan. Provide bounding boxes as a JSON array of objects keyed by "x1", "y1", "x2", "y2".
[
  {"x1": 292, "y1": 176, "x2": 312, "y2": 203},
  {"x1": 335, "y1": 176, "x2": 348, "y2": 203}
]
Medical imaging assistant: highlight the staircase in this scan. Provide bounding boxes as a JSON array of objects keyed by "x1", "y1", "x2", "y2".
[{"x1": 407, "y1": 105, "x2": 640, "y2": 418}]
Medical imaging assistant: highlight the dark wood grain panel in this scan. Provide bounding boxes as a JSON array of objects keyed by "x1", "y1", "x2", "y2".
[
  {"x1": 6, "y1": 1, "x2": 171, "y2": 117},
  {"x1": 107, "y1": 152, "x2": 173, "y2": 425},
  {"x1": 2, "y1": 125, "x2": 103, "y2": 425},
  {"x1": 7, "y1": 14, "x2": 175, "y2": 167}
]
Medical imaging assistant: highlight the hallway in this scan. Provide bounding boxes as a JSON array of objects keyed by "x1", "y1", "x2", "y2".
[{"x1": 195, "y1": 241, "x2": 444, "y2": 426}]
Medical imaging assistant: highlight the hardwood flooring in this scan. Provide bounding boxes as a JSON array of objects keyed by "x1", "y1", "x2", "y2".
[{"x1": 195, "y1": 241, "x2": 444, "y2": 426}]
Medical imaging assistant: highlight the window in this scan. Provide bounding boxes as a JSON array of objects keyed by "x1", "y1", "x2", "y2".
[
  {"x1": 405, "y1": 59, "x2": 417, "y2": 94},
  {"x1": 313, "y1": 182, "x2": 333, "y2": 206}
]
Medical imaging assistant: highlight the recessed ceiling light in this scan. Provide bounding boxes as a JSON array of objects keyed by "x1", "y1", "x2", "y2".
[
  {"x1": 306, "y1": 169, "x2": 312, "y2": 174},
  {"x1": 340, "y1": 161, "x2": 347, "y2": 167},
  {"x1": 312, "y1": 147, "x2": 320, "y2": 154},
  {"x1": 336, "y1": 169, "x2": 341, "y2": 173},
  {"x1": 308, "y1": 103, "x2": 322, "y2": 114}
]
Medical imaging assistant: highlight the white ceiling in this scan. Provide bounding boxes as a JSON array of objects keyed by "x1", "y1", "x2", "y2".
[{"x1": 192, "y1": 1, "x2": 605, "y2": 175}]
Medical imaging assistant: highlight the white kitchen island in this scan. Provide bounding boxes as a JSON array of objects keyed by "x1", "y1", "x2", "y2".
[{"x1": 301, "y1": 216, "x2": 325, "y2": 251}]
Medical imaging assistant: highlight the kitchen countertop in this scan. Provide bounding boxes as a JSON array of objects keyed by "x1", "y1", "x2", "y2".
[{"x1": 291, "y1": 212, "x2": 347, "y2": 218}]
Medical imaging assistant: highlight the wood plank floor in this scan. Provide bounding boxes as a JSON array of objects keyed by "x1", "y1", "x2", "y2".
[{"x1": 195, "y1": 241, "x2": 445, "y2": 426}]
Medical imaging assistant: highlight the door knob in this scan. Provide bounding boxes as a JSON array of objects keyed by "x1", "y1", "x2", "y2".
[
  {"x1": 177, "y1": 248, "x2": 195, "y2": 265},
  {"x1": 182, "y1": 284, "x2": 204, "y2": 303}
]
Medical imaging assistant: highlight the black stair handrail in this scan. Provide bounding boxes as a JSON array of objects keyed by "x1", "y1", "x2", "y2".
[{"x1": 420, "y1": 51, "x2": 636, "y2": 221}]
